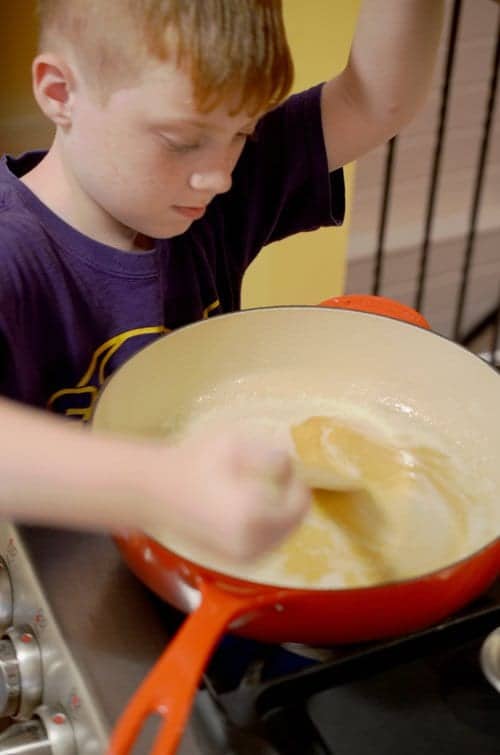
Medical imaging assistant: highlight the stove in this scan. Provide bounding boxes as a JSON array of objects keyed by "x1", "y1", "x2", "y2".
[{"x1": 0, "y1": 524, "x2": 498, "y2": 754}]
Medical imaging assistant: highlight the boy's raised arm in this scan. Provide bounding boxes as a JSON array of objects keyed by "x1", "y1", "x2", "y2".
[{"x1": 321, "y1": 0, "x2": 446, "y2": 171}]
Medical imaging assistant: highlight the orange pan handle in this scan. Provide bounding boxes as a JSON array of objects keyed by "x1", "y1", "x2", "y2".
[
  {"x1": 107, "y1": 580, "x2": 282, "y2": 755},
  {"x1": 320, "y1": 294, "x2": 431, "y2": 330}
]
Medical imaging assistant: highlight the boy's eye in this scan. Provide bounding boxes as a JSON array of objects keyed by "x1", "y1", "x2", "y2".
[
  {"x1": 159, "y1": 128, "x2": 257, "y2": 153},
  {"x1": 160, "y1": 135, "x2": 201, "y2": 153}
]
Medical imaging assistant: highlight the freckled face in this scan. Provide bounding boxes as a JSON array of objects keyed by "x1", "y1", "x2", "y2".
[{"x1": 65, "y1": 62, "x2": 260, "y2": 239}]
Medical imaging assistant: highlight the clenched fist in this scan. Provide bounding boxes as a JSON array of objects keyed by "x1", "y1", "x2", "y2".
[{"x1": 143, "y1": 425, "x2": 311, "y2": 562}]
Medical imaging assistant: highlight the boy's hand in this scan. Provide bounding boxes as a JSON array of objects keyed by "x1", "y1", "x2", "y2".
[{"x1": 146, "y1": 426, "x2": 311, "y2": 562}]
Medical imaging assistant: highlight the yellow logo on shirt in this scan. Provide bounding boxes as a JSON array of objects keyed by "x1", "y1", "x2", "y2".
[
  {"x1": 47, "y1": 326, "x2": 169, "y2": 421},
  {"x1": 47, "y1": 299, "x2": 221, "y2": 421}
]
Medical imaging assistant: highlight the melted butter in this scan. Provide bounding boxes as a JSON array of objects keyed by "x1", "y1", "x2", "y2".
[
  {"x1": 281, "y1": 489, "x2": 397, "y2": 585},
  {"x1": 286, "y1": 415, "x2": 471, "y2": 583},
  {"x1": 281, "y1": 517, "x2": 333, "y2": 583}
]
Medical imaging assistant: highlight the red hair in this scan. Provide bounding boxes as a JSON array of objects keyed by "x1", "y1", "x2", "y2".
[{"x1": 37, "y1": 0, "x2": 294, "y2": 114}]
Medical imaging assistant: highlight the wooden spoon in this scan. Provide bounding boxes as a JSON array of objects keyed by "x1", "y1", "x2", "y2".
[
  {"x1": 291, "y1": 415, "x2": 397, "y2": 494},
  {"x1": 294, "y1": 458, "x2": 362, "y2": 492}
]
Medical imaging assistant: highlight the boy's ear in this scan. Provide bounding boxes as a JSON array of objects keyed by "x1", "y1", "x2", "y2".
[{"x1": 31, "y1": 53, "x2": 78, "y2": 127}]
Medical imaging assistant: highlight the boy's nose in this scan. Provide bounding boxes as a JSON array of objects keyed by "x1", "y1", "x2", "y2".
[{"x1": 189, "y1": 167, "x2": 233, "y2": 195}]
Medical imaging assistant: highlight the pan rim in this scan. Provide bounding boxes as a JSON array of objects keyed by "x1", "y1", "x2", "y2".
[{"x1": 91, "y1": 304, "x2": 500, "y2": 418}]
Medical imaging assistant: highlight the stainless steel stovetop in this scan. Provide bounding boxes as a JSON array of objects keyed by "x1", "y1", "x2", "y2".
[{"x1": 0, "y1": 524, "x2": 206, "y2": 754}]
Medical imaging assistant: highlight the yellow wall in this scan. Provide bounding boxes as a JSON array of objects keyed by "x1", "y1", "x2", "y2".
[
  {"x1": 242, "y1": 0, "x2": 360, "y2": 308},
  {"x1": 1, "y1": 2, "x2": 37, "y2": 111},
  {"x1": 0, "y1": 1, "x2": 53, "y2": 153}
]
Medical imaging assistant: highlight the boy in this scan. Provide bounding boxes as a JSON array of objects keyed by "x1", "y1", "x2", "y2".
[{"x1": 0, "y1": 0, "x2": 444, "y2": 560}]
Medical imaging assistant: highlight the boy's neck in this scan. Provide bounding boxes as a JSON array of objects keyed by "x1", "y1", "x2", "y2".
[{"x1": 19, "y1": 139, "x2": 153, "y2": 253}]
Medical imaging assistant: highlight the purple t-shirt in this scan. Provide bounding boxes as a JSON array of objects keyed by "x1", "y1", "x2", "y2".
[{"x1": 0, "y1": 84, "x2": 344, "y2": 418}]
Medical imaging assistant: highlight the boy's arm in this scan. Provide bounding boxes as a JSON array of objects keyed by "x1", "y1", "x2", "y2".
[
  {"x1": 0, "y1": 397, "x2": 309, "y2": 560},
  {"x1": 322, "y1": 0, "x2": 446, "y2": 170}
]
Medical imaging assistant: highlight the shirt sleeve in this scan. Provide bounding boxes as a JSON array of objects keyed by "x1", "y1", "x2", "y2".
[{"x1": 218, "y1": 83, "x2": 345, "y2": 268}]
